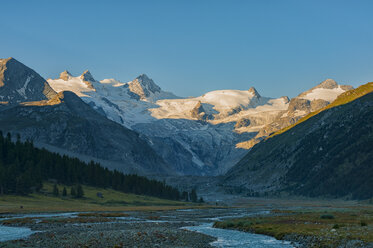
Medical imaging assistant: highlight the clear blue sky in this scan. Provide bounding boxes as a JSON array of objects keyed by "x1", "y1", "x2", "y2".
[{"x1": 1, "y1": 0, "x2": 373, "y2": 98}]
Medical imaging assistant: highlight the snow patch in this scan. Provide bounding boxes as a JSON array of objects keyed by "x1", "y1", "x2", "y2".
[
  {"x1": 16, "y1": 75, "x2": 33, "y2": 98},
  {"x1": 300, "y1": 86, "x2": 345, "y2": 102}
]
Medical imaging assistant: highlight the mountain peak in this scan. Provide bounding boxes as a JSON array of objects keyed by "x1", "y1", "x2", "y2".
[
  {"x1": 128, "y1": 74, "x2": 161, "y2": 100},
  {"x1": 136, "y1": 74, "x2": 151, "y2": 81},
  {"x1": 0, "y1": 57, "x2": 15, "y2": 64},
  {"x1": 0, "y1": 57, "x2": 57, "y2": 103},
  {"x1": 0, "y1": 57, "x2": 25, "y2": 71},
  {"x1": 80, "y1": 70, "x2": 96, "y2": 82},
  {"x1": 79, "y1": 70, "x2": 96, "y2": 89},
  {"x1": 248, "y1": 87, "x2": 261, "y2": 98},
  {"x1": 316, "y1": 79, "x2": 338, "y2": 89},
  {"x1": 59, "y1": 70, "x2": 72, "y2": 81},
  {"x1": 135, "y1": 74, "x2": 160, "y2": 90}
]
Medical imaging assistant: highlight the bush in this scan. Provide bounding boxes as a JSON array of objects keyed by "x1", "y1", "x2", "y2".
[
  {"x1": 320, "y1": 214, "x2": 335, "y2": 219},
  {"x1": 62, "y1": 187, "x2": 67, "y2": 196},
  {"x1": 76, "y1": 185, "x2": 84, "y2": 198},
  {"x1": 53, "y1": 184, "x2": 59, "y2": 196},
  {"x1": 70, "y1": 186, "x2": 76, "y2": 197},
  {"x1": 361, "y1": 221, "x2": 367, "y2": 226},
  {"x1": 226, "y1": 221, "x2": 235, "y2": 228}
]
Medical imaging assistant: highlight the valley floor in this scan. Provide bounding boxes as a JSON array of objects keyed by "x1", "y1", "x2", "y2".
[{"x1": 1, "y1": 196, "x2": 372, "y2": 247}]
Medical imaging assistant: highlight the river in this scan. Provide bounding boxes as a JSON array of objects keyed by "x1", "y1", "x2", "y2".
[{"x1": 0, "y1": 208, "x2": 294, "y2": 247}]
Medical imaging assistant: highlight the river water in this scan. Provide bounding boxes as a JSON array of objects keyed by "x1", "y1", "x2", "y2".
[
  {"x1": 0, "y1": 208, "x2": 294, "y2": 247},
  {"x1": 184, "y1": 223, "x2": 293, "y2": 248},
  {"x1": 0, "y1": 225, "x2": 34, "y2": 242}
]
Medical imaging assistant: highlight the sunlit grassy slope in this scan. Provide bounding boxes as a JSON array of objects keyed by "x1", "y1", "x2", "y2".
[{"x1": 0, "y1": 182, "x2": 186, "y2": 214}]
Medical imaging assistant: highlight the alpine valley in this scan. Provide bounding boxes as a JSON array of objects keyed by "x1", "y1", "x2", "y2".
[
  {"x1": 0, "y1": 57, "x2": 360, "y2": 177},
  {"x1": 2, "y1": 57, "x2": 373, "y2": 248}
]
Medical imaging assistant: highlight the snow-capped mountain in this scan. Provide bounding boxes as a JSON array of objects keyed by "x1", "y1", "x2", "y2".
[
  {"x1": 48, "y1": 71, "x2": 352, "y2": 175},
  {"x1": 236, "y1": 79, "x2": 354, "y2": 149},
  {"x1": 48, "y1": 72, "x2": 178, "y2": 127}
]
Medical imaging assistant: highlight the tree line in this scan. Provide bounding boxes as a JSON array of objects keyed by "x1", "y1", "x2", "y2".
[{"x1": 0, "y1": 132, "x2": 182, "y2": 200}]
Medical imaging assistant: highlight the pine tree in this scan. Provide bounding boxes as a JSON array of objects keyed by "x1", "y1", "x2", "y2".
[
  {"x1": 76, "y1": 184, "x2": 84, "y2": 198},
  {"x1": 190, "y1": 189, "x2": 197, "y2": 202},
  {"x1": 53, "y1": 184, "x2": 59, "y2": 196},
  {"x1": 70, "y1": 186, "x2": 76, "y2": 197},
  {"x1": 182, "y1": 191, "x2": 189, "y2": 201},
  {"x1": 198, "y1": 197, "x2": 204, "y2": 203},
  {"x1": 62, "y1": 187, "x2": 67, "y2": 196},
  {"x1": 0, "y1": 132, "x2": 182, "y2": 200}
]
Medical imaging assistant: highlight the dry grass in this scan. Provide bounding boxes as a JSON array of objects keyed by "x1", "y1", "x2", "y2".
[{"x1": 214, "y1": 208, "x2": 373, "y2": 246}]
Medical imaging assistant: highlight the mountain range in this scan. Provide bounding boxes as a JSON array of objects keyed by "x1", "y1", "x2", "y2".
[
  {"x1": 47, "y1": 67, "x2": 352, "y2": 175},
  {"x1": 0, "y1": 58, "x2": 172, "y2": 175},
  {"x1": 1, "y1": 57, "x2": 372, "y2": 199}
]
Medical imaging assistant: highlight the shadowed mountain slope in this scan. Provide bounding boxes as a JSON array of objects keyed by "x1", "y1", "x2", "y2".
[{"x1": 223, "y1": 82, "x2": 373, "y2": 199}]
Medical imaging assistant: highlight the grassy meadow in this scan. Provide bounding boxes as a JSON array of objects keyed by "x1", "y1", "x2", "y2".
[
  {"x1": 0, "y1": 182, "x2": 192, "y2": 214},
  {"x1": 214, "y1": 207, "x2": 373, "y2": 247}
]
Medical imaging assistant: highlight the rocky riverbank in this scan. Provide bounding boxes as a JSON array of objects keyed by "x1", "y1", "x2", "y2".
[
  {"x1": 0, "y1": 207, "x2": 275, "y2": 247},
  {"x1": 1, "y1": 221, "x2": 215, "y2": 248}
]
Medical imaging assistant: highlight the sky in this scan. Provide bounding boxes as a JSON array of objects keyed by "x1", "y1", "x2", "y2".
[{"x1": 1, "y1": 0, "x2": 373, "y2": 98}]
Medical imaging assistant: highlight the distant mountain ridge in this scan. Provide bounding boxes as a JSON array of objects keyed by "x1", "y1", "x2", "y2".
[{"x1": 236, "y1": 79, "x2": 354, "y2": 149}]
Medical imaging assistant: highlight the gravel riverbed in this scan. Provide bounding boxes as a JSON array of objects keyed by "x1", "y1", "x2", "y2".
[
  {"x1": 0, "y1": 208, "x2": 247, "y2": 248},
  {"x1": 1, "y1": 221, "x2": 215, "y2": 248}
]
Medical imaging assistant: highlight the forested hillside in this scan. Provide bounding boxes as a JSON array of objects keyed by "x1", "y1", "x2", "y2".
[{"x1": 0, "y1": 132, "x2": 180, "y2": 200}]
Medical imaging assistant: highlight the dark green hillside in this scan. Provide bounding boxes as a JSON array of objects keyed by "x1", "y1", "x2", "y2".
[
  {"x1": 223, "y1": 83, "x2": 373, "y2": 199},
  {"x1": 0, "y1": 132, "x2": 180, "y2": 200},
  {"x1": 284, "y1": 92, "x2": 373, "y2": 199}
]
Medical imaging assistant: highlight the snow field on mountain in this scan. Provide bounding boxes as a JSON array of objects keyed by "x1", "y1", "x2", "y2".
[{"x1": 300, "y1": 86, "x2": 345, "y2": 102}]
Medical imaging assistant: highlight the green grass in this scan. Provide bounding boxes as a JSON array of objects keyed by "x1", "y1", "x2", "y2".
[
  {"x1": 214, "y1": 209, "x2": 373, "y2": 247},
  {"x1": 270, "y1": 82, "x2": 373, "y2": 138},
  {"x1": 0, "y1": 182, "x2": 191, "y2": 214}
]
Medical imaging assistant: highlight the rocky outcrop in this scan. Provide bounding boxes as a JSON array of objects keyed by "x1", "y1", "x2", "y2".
[
  {"x1": 190, "y1": 101, "x2": 208, "y2": 121},
  {"x1": 80, "y1": 70, "x2": 95, "y2": 89},
  {"x1": 127, "y1": 74, "x2": 161, "y2": 100},
  {"x1": 248, "y1": 87, "x2": 261, "y2": 98},
  {"x1": 59, "y1": 70, "x2": 72, "y2": 81}
]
